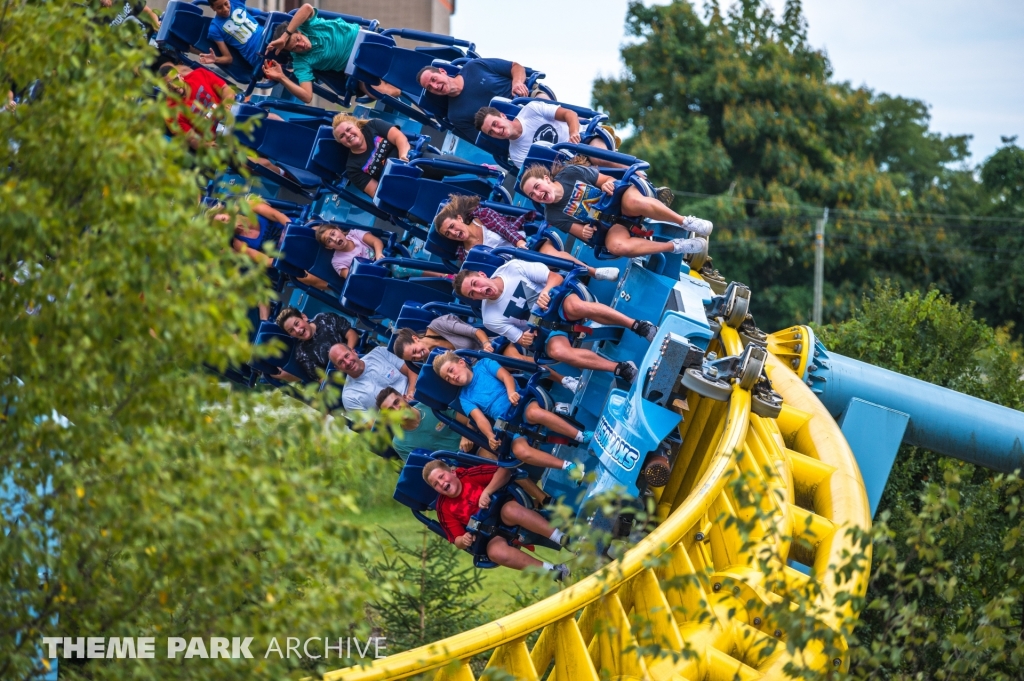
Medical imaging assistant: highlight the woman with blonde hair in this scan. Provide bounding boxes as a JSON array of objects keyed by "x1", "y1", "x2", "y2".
[{"x1": 333, "y1": 113, "x2": 476, "y2": 198}]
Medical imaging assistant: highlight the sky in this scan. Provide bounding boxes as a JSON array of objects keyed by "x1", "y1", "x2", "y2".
[{"x1": 450, "y1": 0, "x2": 1024, "y2": 165}]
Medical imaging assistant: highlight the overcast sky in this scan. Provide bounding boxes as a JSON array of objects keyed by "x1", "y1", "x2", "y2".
[{"x1": 450, "y1": 0, "x2": 1023, "y2": 165}]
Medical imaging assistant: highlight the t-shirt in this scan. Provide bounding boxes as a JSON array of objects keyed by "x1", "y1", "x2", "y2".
[
  {"x1": 290, "y1": 10, "x2": 360, "y2": 85},
  {"x1": 390, "y1": 406, "x2": 463, "y2": 462},
  {"x1": 480, "y1": 260, "x2": 550, "y2": 344},
  {"x1": 330, "y1": 229, "x2": 374, "y2": 275},
  {"x1": 482, "y1": 226, "x2": 523, "y2": 250},
  {"x1": 458, "y1": 358, "x2": 512, "y2": 421},
  {"x1": 509, "y1": 101, "x2": 569, "y2": 168},
  {"x1": 167, "y1": 68, "x2": 227, "y2": 134},
  {"x1": 208, "y1": 0, "x2": 265, "y2": 67},
  {"x1": 293, "y1": 312, "x2": 353, "y2": 380},
  {"x1": 543, "y1": 164, "x2": 601, "y2": 234},
  {"x1": 109, "y1": 1, "x2": 146, "y2": 28},
  {"x1": 341, "y1": 346, "x2": 407, "y2": 412},
  {"x1": 447, "y1": 58, "x2": 516, "y2": 141},
  {"x1": 435, "y1": 465, "x2": 498, "y2": 542},
  {"x1": 344, "y1": 119, "x2": 399, "y2": 192}
]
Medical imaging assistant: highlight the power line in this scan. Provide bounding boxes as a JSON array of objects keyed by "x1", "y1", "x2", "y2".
[{"x1": 672, "y1": 189, "x2": 1024, "y2": 224}]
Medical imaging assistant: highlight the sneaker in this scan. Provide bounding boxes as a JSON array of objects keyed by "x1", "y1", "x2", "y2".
[
  {"x1": 655, "y1": 186, "x2": 675, "y2": 207},
  {"x1": 552, "y1": 563, "x2": 571, "y2": 582},
  {"x1": 559, "y1": 532, "x2": 572, "y2": 550},
  {"x1": 632, "y1": 320, "x2": 658, "y2": 342},
  {"x1": 671, "y1": 236, "x2": 707, "y2": 254},
  {"x1": 577, "y1": 430, "x2": 594, "y2": 445},
  {"x1": 593, "y1": 267, "x2": 619, "y2": 281},
  {"x1": 560, "y1": 376, "x2": 581, "y2": 393},
  {"x1": 682, "y1": 216, "x2": 713, "y2": 237},
  {"x1": 554, "y1": 402, "x2": 572, "y2": 416},
  {"x1": 615, "y1": 360, "x2": 639, "y2": 384}
]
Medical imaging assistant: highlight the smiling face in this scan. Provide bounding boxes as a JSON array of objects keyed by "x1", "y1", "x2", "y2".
[
  {"x1": 400, "y1": 336, "x2": 431, "y2": 363},
  {"x1": 458, "y1": 272, "x2": 501, "y2": 301},
  {"x1": 439, "y1": 358, "x2": 473, "y2": 386},
  {"x1": 419, "y1": 70, "x2": 451, "y2": 95},
  {"x1": 282, "y1": 314, "x2": 313, "y2": 341},
  {"x1": 481, "y1": 114, "x2": 513, "y2": 139},
  {"x1": 209, "y1": 0, "x2": 231, "y2": 19},
  {"x1": 427, "y1": 467, "x2": 463, "y2": 498},
  {"x1": 438, "y1": 217, "x2": 469, "y2": 242},
  {"x1": 522, "y1": 175, "x2": 559, "y2": 204},
  {"x1": 328, "y1": 343, "x2": 360, "y2": 374},
  {"x1": 163, "y1": 68, "x2": 188, "y2": 98},
  {"x1": 333, "y1": 122, "x2": 363, "y2": 149}
]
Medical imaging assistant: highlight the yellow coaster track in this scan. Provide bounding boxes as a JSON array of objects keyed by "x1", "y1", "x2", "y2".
[{"x1": 327, "y1": 322, "x2": 871, "y2": 680}]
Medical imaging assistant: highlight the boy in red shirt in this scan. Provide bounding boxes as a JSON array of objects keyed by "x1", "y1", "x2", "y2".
[
  {"x1": 423, "y1": 460, "x2": 570, "y2": 580},
  {"x1": 159, "y1": 64, "x2": 235, "y2": 144}
]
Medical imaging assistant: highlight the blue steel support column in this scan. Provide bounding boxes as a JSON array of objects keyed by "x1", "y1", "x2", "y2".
[{"x1": 807, "y1": 346, "x2": 1024, "y2": 473}]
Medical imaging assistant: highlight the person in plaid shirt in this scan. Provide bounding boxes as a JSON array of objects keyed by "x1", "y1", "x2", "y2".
[{"x1": 432, "y1": 194, "x2": 619, "y2": 281}]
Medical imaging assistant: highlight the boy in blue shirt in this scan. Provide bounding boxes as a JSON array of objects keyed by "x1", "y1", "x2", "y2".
[
  {"x1": 201, "y1": 0, "x2": 265, "y2": 69},
  {"x1": 433, "y1": 352, "x2": 590, "y2": 476}
]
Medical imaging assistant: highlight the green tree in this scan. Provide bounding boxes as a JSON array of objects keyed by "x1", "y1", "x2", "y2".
[
  {"x1": 365, "y1": 528, "x2": 489, "y2": 653},
  {"x1": 592, "y1": 0, "x2": 978, "y2": 330},
  {"x1": 1, "y1": 5, "x2": 396, "y2": 680},
  {"x1": 819, "y1": 283, "x2": 1024, "y2": 678}
]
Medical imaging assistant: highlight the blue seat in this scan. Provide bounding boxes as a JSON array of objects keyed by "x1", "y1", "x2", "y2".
[
  {"x1": 233, "y1": 117, "x2": 324, "y2": 189},
  {"x1": 341, "y1": 259, "x2": 455, "y2": 330},
  {"x1": 374, "y1": 159, "x2": 509, "y2": 228},
  {"x1": 251, "y1": 320, "x2": 314, "y2": 384}
]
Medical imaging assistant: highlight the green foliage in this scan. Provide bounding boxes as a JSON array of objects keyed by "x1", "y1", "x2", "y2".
[
  {"x1": 365, "y1": 527, "x2": 489, "y2": 652},
  {"x1": 0, "y1": 5, "x2": 393, "y2": 680},
  {"x1": 592, "y1": 0, "x2": 1024, "y2": 333},
  {"x1": 820, "y1": 284, "x2": 1024, "y2": 678}
]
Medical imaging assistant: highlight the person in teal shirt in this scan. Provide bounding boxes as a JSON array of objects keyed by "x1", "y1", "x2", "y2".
[
  {"x1": 376, "y1": 387, "x2": 472, "y2": 462},
  {"x1": 262, "y1": 3, "x2": 358, "y2": 103}
]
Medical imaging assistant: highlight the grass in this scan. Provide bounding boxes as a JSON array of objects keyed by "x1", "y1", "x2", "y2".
[{"x1": 341, "y1": 466, "x2": 564, "y2": 625}]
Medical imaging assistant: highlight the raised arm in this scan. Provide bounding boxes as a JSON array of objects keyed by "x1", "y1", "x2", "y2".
[
  {"x1": 468, "y1": 407, "x2": 500, "y2": 453},
  {"x1": 399, "y1": 362, "x2": 417, "y2": 400},
  {"x1": 200, "y1": 41, "x2": 234, "y2": 67},
  {"x1": 266, "y1": 4, "x2": 316, "y2": 53},
  {"x1": 262, "y1": 60, "x2": 314, "y2": 104}
]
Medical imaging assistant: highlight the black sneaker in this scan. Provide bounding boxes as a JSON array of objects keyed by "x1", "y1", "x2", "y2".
[
  {"x1": 632, "y1": 320, "x2": 658, "y2": 342},
  {"x1": 615, "y1": 360, "x2": 639, "y2": 384},
  {"x1": 655, "y1": 186, "x2": 675, "y2": 207},
  {"x1": 552, "y1": 563, "x2": 570, "y2": 582},
  {"x1": 559, "y1": 532, "x2": 572, "y2": 550}
]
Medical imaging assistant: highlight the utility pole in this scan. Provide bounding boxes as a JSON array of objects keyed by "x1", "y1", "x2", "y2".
[{"x1": 812, "y1": 207, "x2": 829, "y2": 326}]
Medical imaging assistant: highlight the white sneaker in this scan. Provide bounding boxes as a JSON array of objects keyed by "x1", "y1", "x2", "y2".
[
  {"x1": 560, "y1": 376, "x2": 581, "y2": 393},
  {"x1": 554, "y1": 402, "x2": 572, "y2": 416},
  {"x1": 671, "y1": 237, "x2": 706, "y2": 254},
  {"x1": 593, "y1": 267, "x2": 619, "y2": 281},
  {"x1": 682, "y1": 216, "x2": 714, "y2": 236}
]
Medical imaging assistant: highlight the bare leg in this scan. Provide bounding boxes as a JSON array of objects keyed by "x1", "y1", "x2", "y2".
[
  {"x1": 544, "y1": 336, "x2": 618, "y2": 374},
  {"x1": 604, "y1": 223, "x2": 674, "y2": 257},
  {"x1": 500, "y1": 501, "x2": 556, "y2": 536},
  {"x1": 561, "y1": 293, "x2": 636, "y2": 328},
  {"x1": 501, "y1": 342, "x2": 565, "y2": 383},
  {"x1": 517, "y1": 478, "x2": 547, "y2": 504},
  {"x1": 512, "y1": 437, "x2": 568, "y2": 470},
  {"x1": 486, "y1": 536, "x2": 543, "y2": 570},
  {"x1": 524, "y1": 400, "x2": 582, "y2": 439},
  {"x1": 620, "y1": 185, "x2": 686, "y2": 224}
]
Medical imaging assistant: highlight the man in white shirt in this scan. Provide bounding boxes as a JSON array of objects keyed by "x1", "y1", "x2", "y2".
[
  {"x1": 474, "y1": 101, "x2": 620, "y2": 168},
  {"x1": 329, "y1": 344, "x2": 417, "y2": 412},
  {"x1": 453, "y1": 258, "x2": 658, "y2": 383}
]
